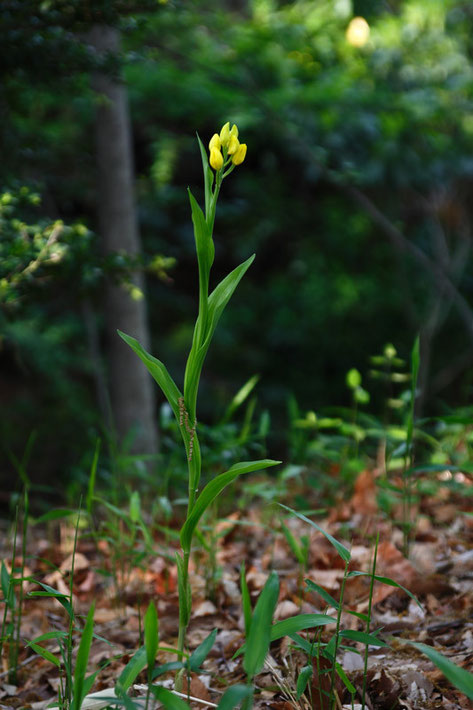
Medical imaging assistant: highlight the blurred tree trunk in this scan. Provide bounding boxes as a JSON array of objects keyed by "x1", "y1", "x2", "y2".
[{"x1": 89, "y1": 24, "x2": 158, "y2": 459}]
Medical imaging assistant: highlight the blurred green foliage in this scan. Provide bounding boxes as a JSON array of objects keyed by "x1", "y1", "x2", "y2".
[{"x1": 1, "y1": 0, "x2": 473, "y2": 493}]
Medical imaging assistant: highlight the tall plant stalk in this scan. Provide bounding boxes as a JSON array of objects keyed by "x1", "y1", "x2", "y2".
[{"x1": 120, "y1": 124, "x2": 280, "y2": 665}]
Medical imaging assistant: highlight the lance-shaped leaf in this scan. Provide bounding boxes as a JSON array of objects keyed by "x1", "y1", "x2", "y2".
[
  {"x1": 180, "y1": 459, "x2": 281, "y2": 552},
  {"x1": 72, "y1": 602, "x2": 95, "y2": 710},
  {"x1": 115, "y1": 646, "x2": 147, "y2": 696},
  {"x1": 188, "y1": 628, "x2": 217, "y2": 671},
  {"x1": 150, "y1": 686, "x2": 192, "y2": 710},
  {"x1": 217, "y1": 684, "x2": 254, "y2": 709},
  {"x1": 117, "y1": 331, "x2": 182, "y2": 420},
  {"x1": 401, "y1": 640, "x2": 473, "y2": 700},
  {"x1": 279, "y1": 503, "x2": 351, "y2": 562},
  {"x1": 234, "y1": 613, "x2": 336, "y2": 658},
  {"x1": 197, "y1": 134, "x2": 213, "y2": 218},
  {"x1": 144, "y1": 601, "x2": 159, "y2": 676},
  {"x1": 243, "y1": 571, "x2": 279, "y2": 679},
  {"x1": 183, "y1": 255, "x2": 255, "y2": 414}
]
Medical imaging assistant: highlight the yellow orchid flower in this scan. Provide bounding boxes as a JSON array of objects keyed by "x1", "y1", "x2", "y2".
[
  {"x1": 227, "y1": 134, "x2": 240, "y2": 156},
  {"x1": 210, "y1": 146, "x2": 224, "y2": 170},
  {"x1": 209, "y1": 133, "x2": 221, "y2": 151},
  {"x1": 232, "y1": 143, "x2": 247, "y2": 166}
]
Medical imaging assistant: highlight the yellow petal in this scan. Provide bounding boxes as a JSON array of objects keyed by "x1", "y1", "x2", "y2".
[
  {"x1": 232, "y1": 143, "x2": 247, "y2": 166},
  {"x1": 210, "y1": 147, "x2": 224, "y2": 170},
  {"x1": 209, "y1": 133, "x2": 221, "y2": 151},
  {"x1": 219, "y1": 122, "x2": 230, "y2": 147},
  {"x1": 230, "y1": 124, "x2": 239, "y2": 139},
  {"x1": 227, "y1": 134, "x2": 240, "y2": 155}
]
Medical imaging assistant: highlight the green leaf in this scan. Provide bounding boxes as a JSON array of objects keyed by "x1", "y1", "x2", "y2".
[
  {"x1": 86, "y1": 438, "x2": 101, "y2": 518},
  {"x1": 149, "y1": 685, "x2": 192, "y2": 710},
  {"x1": 188, "y1": 628, "x2": 217, "y2": 671},
  {"x1": 183, "y1": 255, "x2": 255, "y2": 417},
  {"x1": 29, "y1": 631, "x2": 68, "y2": 643},
  {"x1": 72, "y1": 602, "x2": 95, "y2": 710},
  {"x1": 217, "y1": 684, "x2": 254, "y2": 710},
  {"x1": 223, "y1": 374, "x2": 260, "y2": 423},
  {"x1": 144, "y1": 601, "x2": 159, "y2": 675},
  {"x1": 129, "y1": 491, "x2": 141, "y2": 524},
  {"x1": 305, "y1": 579, "x2": 340, "y2": 610},
  {"x1": 118, "y1": 331, "x2": 182, "y2": 420},
  {"x1": 152, "y1": 661, "x2": 186, "y2": 679},
  {"x1": 28, "y1": 582, "x2": 74, "y2": 619},
  {"x1": 346, "y1": 368, "x2": 362, "y2": 389},
  {"x1": 281, "y1": 521, "x2": 305, "y2": 566},
  {"x1": 270, "y1": 613, "x2": 336, "y2": 641},
  {"x1": 197, "y1": 134, "x2": 213, "y2": 218},
  {"x1": 116, "y1": 646, "x2": 147, "y2": 696},
  {"x1": 33, "y1": 508, "x2": 77, "y2": 523},
  {"x1": 189, "y1": 188, "x2": 214, "y2": 291},
  {"x1": 28, "y1": 642, "x2": 61, "y2": 668},
  {"x1": 240, "y1": 563, "x2": 252, "y2": 638},
  {"x1": 296, "y1": 665, "x2": 312, "y2": 699},
  {"x1": 206, "y1": 255, "x2": 255, "y2": 348},
  {"x1": 243, "y1": 571, "x2": 279, "y2": 679},
  {"x1": 339, "y1": 629, "x2": 388, "y2": 647},
  {"x1": 404, "y1": 641, "x2": 473, "y2": 700},
  {"x1": 347, "y1": 571, "x2": 422, "y2": 610},
  {"x1": 335, "y1": 662, "x2": 356, "y2": 694},
  {"x1": 1, "y1": 561, "x2": 10, "y2": 599},
  {"x1": 180, "y1": 459, "x2": 280, "y2": 552},
  {"x1": 279, "y1": 504, "x2": 351, "y2": 562}
]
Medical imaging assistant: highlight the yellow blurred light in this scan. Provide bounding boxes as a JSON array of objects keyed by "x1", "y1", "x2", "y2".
[{"x1": 346, "y1": 17, "x2": 370, "y2": 47}]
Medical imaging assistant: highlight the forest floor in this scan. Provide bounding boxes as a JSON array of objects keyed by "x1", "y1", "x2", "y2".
[{"x1": 1, "y1": 467, "x2": 473, "y2": 710}]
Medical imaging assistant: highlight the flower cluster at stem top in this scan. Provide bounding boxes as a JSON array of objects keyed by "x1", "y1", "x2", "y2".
[{"x1": 209, "y1": 122, "x2": 247, "y2": 172}]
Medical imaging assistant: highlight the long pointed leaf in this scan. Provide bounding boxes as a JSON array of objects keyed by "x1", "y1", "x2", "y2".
[
  {"x1": 243, "y1": 571, "x2": 279, "y2": 679},
  {"x1": 116, "y1": 646, "x2": 147, "y2": 696},
  {"x1": 347, "y1": 571, "x2": 422, "y2": 610},
  {"x1": 180, "y1": 459, "x2": 280, "y2": 552},
  {"x1": 189, "y1": 628, "x2": 217, "y2": 671},
  {"x1": 72, "y1": 602, "x2": 96, "y2": 710},
  {"x1": 118, "y1": 331, "x2": 182, "y2": 419},
  {"x1": 403, "y1": 641, "x2": 473, "y2": 700},
  {"x1": 149, "y1": 685, "x2": 192, "y2": 710},
  {"x1": 279, "y1": 504, "x2": 351, "y2": 562},
  {"x1": 217, "y1": 684, "x2": 254, "y2": 710},
  {"x1": 144, "y1": 601, "x2": 159, "y2": 676}
]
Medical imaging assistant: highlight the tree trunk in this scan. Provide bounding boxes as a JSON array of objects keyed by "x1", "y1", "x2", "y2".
[{"x1": 89, "y1": 24, "x2": 158, "y2": 459}]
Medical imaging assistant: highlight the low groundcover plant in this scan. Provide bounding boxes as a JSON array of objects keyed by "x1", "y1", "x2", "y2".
[{"x1": 119, "y1": 122, "x2": 280, "y2": 663}]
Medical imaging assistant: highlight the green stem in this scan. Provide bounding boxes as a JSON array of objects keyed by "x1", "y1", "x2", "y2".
[
  {"x1": 362, "y1": 534, "x2": 379, "y2": 710},
  {"x1": 329, "y1": 559, "x2": 349, "y2": 710},
  {"x1": 177, "y1": 549, "x2": 191, "y2": 662}
]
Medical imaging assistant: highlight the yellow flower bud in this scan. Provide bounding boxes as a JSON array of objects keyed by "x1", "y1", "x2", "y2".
[
  {"x1": 232, "y1": 143, "x2": 247, "y2": 166},
  {"x1": 209, "y1": 133, "x2": 221, "y2": 151},
  {"x1": 219, "y1": 122, "x2": 230, "y2": 147},
  {"x1": 227, "y1": 134, "x2": 240, "y2": 155},
  {"x1": 230, "y1": 124, "x2": 239, "y2": 139},
  {"x1": 210, "y1": 146, "x2": 224, "y2": 170}
]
